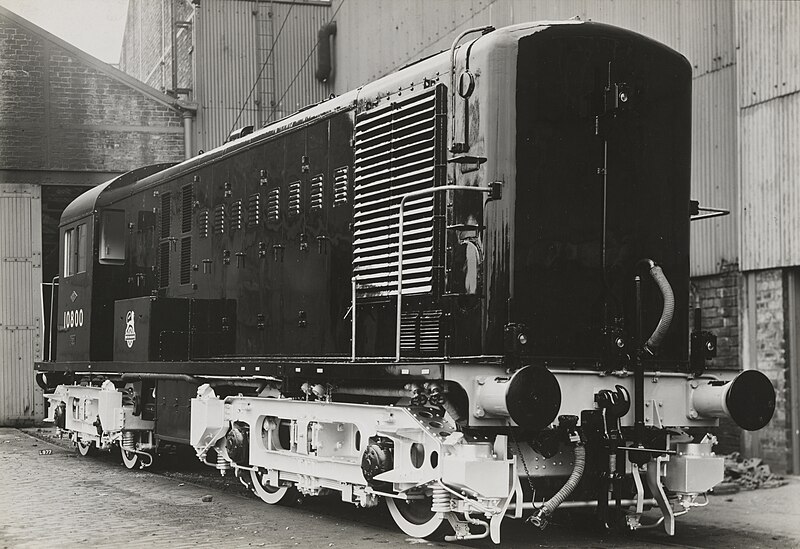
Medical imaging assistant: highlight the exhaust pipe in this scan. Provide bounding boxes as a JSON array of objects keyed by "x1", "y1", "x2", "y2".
[{"x1": 690, "y1": 370, "x2": 775, "y2": 431}]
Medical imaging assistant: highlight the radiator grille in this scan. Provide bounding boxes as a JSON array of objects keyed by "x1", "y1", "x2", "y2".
[{"x1": 353, "y1": 86, "x2": 443, "y2": 298}]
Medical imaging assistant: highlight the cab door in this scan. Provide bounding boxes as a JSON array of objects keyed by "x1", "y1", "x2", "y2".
[{"x1": 56, "y1": 216, "x2": 92, "y2": 361}]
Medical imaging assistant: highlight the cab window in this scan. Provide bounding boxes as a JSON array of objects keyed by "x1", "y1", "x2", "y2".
[
  {"x1": 99, "y1": 210, "x2": 126, "y2": 264},
  {"x1": 63, "y1": 222, "x2": 88, "y2": 277}
]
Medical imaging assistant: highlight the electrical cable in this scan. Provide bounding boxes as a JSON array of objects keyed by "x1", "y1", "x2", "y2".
[{"x1": 272, "y1": 0, "x2": 348, "y2": 114}]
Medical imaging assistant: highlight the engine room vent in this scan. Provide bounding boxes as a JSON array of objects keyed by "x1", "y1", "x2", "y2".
[
  {"x1": 199, "y1": 209, "x2": 209, "y2": 238},
  {"x1": 267, "y1": 188, "x2": 280, "y2": 222},
  {"x1": 158, "y1": 241, "x2": 170, "y2": 288},
  {"x1": 247, "y1": 193, "x2": 260, "y2": 226},
  {"x1": 352, "y1": 85, "x2": 445, "y2": 298},
  {"x1": 333, "y1": 166, "x2": 349, "y2": 205},
  {"x1": 400, "y1": 310, "x2": 443, "y2": 354},
  {"x1": 181, "y1": 184, "x2": 193, "y2": 233},
  {"x1": 180, "y1": 236, "x2": 191, "y2": 285},
  {"x1": 231, "y1": 200, "x2": 243, "y2": 231},
  {"x1": 160, "y1": 192, "x2": 171, "y2": 239},
  {"x1": 213, "y1": 204, "x2": 226, "y2": 234},
  {"x1": 310, "y1": 175, "x2": 324, "y2": 211},
  {"x1": 288, "y1": 181, "x2": 301, "y2": 217}
]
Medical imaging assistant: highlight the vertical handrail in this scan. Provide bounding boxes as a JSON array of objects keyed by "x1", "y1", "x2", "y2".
[
  {"x1": 47, "y1": 276, "x2": 59, "y2": 362},
  {"x1": 449, "y1": 26, "x2": 494, "y2": 151},
  {"x1": 395, "y1": 185, "x2": 492, "y2": 362},
  {"x1": 351, "y1": 277, "x2": 357, "y2": 361}
]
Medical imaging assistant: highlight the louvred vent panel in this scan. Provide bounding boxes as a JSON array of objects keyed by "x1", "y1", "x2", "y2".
[{"x1": 352, "y1": 86, "x2": 444, "y2": 298}]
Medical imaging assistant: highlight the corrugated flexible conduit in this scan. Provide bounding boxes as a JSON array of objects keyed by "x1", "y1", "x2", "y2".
[
  {"x1": 528, "y1": 444, "x2": 586, "y2": 528},
  {"x1": 641, "y1": 261, "x2": 675, "y2": 354}
]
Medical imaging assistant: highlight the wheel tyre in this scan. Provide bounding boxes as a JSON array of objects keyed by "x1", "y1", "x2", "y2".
[
  {"x1": 121, "y1": 446, "x2": 141, "y2": 470},
  {"x1": 385, "y1": 496, "x2": 451, "y2": 540},
  {"x1": 249, "y1": 469, "x2": 299, "y2": 505},
  {"x1": 77, "y1": 440, "x2": 95, "y2": 457}
]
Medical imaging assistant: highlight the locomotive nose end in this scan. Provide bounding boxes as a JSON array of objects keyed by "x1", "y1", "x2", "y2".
[
  {"x1": 475, "y1": 365, "x2": 562, "y2": 430},
  {"x1": 691, "y1": 369, "x2": 776, "y2": 431},
  {"x1": 725, "y1": 370, "x2": 776, "y2": 431}
]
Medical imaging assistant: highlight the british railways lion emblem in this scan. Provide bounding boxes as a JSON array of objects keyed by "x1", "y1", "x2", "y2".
[{"x1": 124, "y1": 310, "x2": 136, "y2": 348}]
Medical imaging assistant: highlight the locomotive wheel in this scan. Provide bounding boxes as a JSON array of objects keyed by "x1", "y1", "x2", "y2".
[
  {"x1": 76, "y1": 440, "x2": 95, "y2": 457},
  {"x1": 249, "y1": 469, "x2": 295, "y2": 505},
  {"x1": 121, "y1": 446, "x2": 141, "y2": 469},
  {"x1": 386, "y1": 495, "x2": 450, "y2": 539}
]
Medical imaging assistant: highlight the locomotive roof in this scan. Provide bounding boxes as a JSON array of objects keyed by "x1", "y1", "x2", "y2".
[{"x1": 61, "y1": 20, "x2": 684, "y2": 225}]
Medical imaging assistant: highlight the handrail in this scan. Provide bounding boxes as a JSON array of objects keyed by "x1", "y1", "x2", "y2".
[
  {"x1": 45, "y1": 276, "x2": 59, "y2": 362},
  {"x1": 448, "y1": 26, "x2": 494, "y2": 151},
  {"x1": 395, "y1": 185, "x2": 492, "y2": 361}
]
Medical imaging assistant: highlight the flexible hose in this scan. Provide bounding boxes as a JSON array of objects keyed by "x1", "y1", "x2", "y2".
[
  {"x1": 643, "y1": 264, "x2": 674, "y2": 354},
  {"x1": 530, "y1": 444, "x2": 586, "y2": 527}
]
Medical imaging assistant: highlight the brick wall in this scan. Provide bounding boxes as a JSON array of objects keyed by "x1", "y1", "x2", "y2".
[
  {"x1": 690, "y1": 267, "x2": 793, "y2": 471},
  {"x1": 119, "y1": 0, "x2": 194, "y2": 98},
  {"x1": 753, "y1": 269, "x2": 789, "y2": 472},
  {"x1": 0, "y1": 16, "x2": 185, "y2": 172},
  {"x1": 689, "y1": 268, "x2": 742, "y2": 455},
  {"x1": 690, "y1": 267, "x2": 741, "y2": 370}
]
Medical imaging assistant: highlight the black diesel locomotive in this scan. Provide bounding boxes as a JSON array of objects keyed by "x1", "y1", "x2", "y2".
[{"x1": 37, "y1": 21, "x2": 776, "y2": 542}]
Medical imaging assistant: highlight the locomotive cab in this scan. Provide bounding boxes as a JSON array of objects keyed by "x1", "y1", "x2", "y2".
[{"x1": 54, "y1": 164, "x2": 175, "y2": 361}]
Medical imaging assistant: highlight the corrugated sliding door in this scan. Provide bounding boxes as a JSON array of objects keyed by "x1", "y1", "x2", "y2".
[{"x1": 0, "y1": 184, "x2": 43, "y2": 425}]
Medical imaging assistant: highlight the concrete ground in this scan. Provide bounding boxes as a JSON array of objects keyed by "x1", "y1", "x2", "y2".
[{"x1": 1, "y1": 427, "x2": 798, "y2": 548}]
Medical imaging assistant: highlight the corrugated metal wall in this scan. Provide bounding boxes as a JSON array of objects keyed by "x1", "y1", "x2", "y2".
[
  {"x1": 329, "y1": 0, "x2": 740, "y2": 276},
  {"x1": 331, "y1": 0, "x2": 737, "y2": 89},
  {"x1": 194, "y1": 0, "x2": 331, "y2": 151},
  {"x1": 0, "y1": 184, "x2": 44, "y2": 425},
  {"x1": 738, "y1": 1, "x2": 800, "y2": 271},
  {"x1": 179, "y1": 0, "x2": 798, "y2": 274}
]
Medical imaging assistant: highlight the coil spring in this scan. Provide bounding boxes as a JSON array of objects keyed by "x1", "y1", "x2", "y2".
[
  {"x1": 122, "y1": 431, "x2": 136, "y2": 451},
  {"x1": 216, "y1": 450, "x2": 231, "y2": 475},
  {"x1": 431, "y1": 485, "x2": 451, "y2": 513}
]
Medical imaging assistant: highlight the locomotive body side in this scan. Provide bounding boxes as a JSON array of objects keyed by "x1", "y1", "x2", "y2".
[{"x1": 36, "y1": 21, "x2": 777, "y2": 543}]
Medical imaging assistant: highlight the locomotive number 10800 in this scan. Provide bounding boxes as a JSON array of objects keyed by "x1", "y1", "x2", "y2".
[{"x1": 63, "y1": 309, "x2": 84, "y2": 329}]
